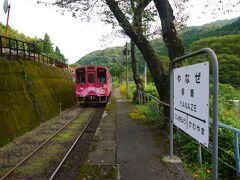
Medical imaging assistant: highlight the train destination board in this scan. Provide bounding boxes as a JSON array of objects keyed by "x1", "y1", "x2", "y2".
[{"x1": 173, "y1": 62, "x2": 209, "y2": 147}]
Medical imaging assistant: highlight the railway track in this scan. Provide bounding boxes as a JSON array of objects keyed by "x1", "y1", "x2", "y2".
[{"x1": 0, "y1": 107, "x2": 104, "y2": 179}]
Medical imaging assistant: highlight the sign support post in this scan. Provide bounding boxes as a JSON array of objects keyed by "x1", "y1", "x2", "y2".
[
  {"x1": 170, "y1": 66, "x2": 174, "y2": 159},
  {"x1": 169, "y1": 48, "x2": 218, "y2": 180},
  {"x1": 4, "y1": 4, "x2": 10, "y2": 39}
]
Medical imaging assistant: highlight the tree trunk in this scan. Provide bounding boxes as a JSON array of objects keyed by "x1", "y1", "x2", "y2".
[
  {"x1": 130, "y1": 0, "x2": 145, "y2": 102},
  {"x1": 105, "y1": 0, "x2": 168, "y2": 104},
  {"x1": 130, "y1": 40, "x2": 144, "y2": 102},
  {"x1": 153, "y1": 0, "x2": 185, "y2": 115},
  {"x1": 153, "y1": 0, "x2": 184, "y2": 61}
]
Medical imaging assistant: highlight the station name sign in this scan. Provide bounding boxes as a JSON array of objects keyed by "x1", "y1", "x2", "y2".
[{"x1": 174, "y1": 62, "x2": 209, "y2": 147}]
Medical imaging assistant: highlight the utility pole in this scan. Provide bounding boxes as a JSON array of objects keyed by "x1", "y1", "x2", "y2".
[
  {"x1": 144, "y1": 61, "x2": 147, "y2": 88},
  {"x1": 122, "y1": 42, "x2": 129, "y2": 98},
  {"x1": 120, "y1": 53, "x2": 124, "y2": 84}
]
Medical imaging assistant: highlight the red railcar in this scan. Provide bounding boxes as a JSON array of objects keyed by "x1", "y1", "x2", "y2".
[{"x1": 75, "y1": 65, "x2": 112, "y2": 104}]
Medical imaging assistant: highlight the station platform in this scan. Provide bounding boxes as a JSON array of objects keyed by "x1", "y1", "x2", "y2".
[{"x1": 78, "y1": 88, "x2": 192, "y2": 180}]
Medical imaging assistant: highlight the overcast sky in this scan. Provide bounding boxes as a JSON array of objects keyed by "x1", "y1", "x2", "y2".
[{"x1": 0, "y1": 0, "x2": 239, "y2": 64}]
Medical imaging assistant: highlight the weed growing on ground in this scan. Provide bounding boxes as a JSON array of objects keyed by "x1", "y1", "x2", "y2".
[
  {"x1": 78, "y1": 165, "x2": 118, "y2": 180},
  {"x1": 129, "y1": 108, "x2": 146, "y2": 120},
  {"x1": 55, "y1": 132, "x2": 73, "y2": 142},
  {"x1": 129, "y1": 105, "x2": 165, "y2": 127},
  {"x1": 16, "y1": 144, "x2": 63, "y2": 175},
  {"x1": 183, "y1": 162, "x2": 211, "y2": 180}
]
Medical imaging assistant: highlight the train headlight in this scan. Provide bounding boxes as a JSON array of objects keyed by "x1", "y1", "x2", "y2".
[{"x1": 100, "y1": 89, "x2": 106, "y2": 94}]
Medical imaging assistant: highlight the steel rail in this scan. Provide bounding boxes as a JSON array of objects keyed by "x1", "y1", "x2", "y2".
[
  {"x1": 49, "y1": 111, "x2": 97, "y2": 180},
  {"x1": 0, "y1": 113, "x2": 81, "y2": 180}
]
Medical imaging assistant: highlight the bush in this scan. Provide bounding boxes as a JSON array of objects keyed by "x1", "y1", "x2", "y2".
[
  {"x1": 119, "y1": 84, "x2": 126, "y2": 94},
  {"x1": 129, "y1": 104, "x2": 165, "y2": 127},
  {"x1": 112, "y1": 76, "x2": 120, "y2": 87},
  {"x1": 145, "y1": 83, "x2": 158, "y2": 97}
]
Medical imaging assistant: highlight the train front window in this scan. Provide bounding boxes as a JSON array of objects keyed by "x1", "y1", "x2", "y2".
[
  {"x1": 97, "y1": 68, "x2": 106, "y2": 83},
  {"x1": 76, "y1": 68, "x2": 85, "y2": 84},
  {"x1": 88, "y1": 73, "x2": 95, "y2": 83}
]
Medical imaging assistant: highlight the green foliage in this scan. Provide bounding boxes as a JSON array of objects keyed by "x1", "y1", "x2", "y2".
[
  {"x1": 0, "y1": 24, "x2": 68, "y2": 63},
  {"x1": 54, "y1": 46, "x2": 67, "y2": 63},
  {"x1": 77, "y1": 46, "x2": 124, "y2": 78},
  {"x1": 42, "y1": 33, "x2": 54, "y2": 54},
  {"x1": 31, "y1": 38, "x2": 43, "y2": 54},
  {"x1": 145, "y1": 83, "x2": 158, "y2": 97},
  {"x1": 218, "y1": 54, "x2": 240, "y2": 88},
  {"x1": 190, "y1": 34, "x2": 240, "y2": 88},
  {"x1": 112, "y1": 76, "x2": 120, "y2": 87},
  {"x1": 190, "y1": 34, "x2": 240, "y2": 57},
  {"x1": 182, "y1": 17, "x2": 240, "y2": 48}
]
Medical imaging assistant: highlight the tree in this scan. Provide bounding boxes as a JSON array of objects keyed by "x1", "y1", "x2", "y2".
[
  {"x1": 48, "y1": 0, "x2": 185, "y2": 115},
  {"x1": 55, "y1": 46, "x2": 61, "y2": 54},
  {"x1": 31, "y1": 38, "x2": 43, "y2": 54},
  {"x1": 43, "y1": 33, "x2": 54, "y2": 54},
  {"x1": 103, "y1": 0, "x2": 184, "y2": 111},
  {"x1": 54, "y1": 46, "x2": 67, "y2": 63},
  {"x1": 131, "y1": 40, "x2": 144, "y2": 101}
]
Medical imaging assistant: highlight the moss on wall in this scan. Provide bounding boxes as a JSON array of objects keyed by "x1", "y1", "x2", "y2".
[{"x1": 0, "y1": 60, "x2": 75, "y2": 147}]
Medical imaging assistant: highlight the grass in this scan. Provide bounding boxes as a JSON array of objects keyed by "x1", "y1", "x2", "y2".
[
  {"x1": 129, "y1": 105, "x2": 165, "y2": 127},
  {"x1": 78, "y1": 165, "x2": 118, "y2": 180},
  {"x1": 129, "y1": 108, "x2": 146, "y2": 120},
  {"x1": 183, "y1": 163, "x2": 211, "y2": 180},
  {"x1": 55, "y1": 132, "x2": 74, "y2": 141},
  {"x1": 16, "y1": 145, "x2": 63, "y2": 175}
]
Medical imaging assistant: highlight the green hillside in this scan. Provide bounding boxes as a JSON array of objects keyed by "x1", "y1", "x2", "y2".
[
  {"x1": 76, "y1": 17, "x2": 240, "y2": 87},
  {"x1": 76, "y1": 17, "x2": 239, "y2": 64},
  {"x1": 190, "y1": 34, "x2": 240, "y2": 88},
  {"x1": 182, "y1": 17, "x2": 240, "y2": 48},
  {"x1": 78, "y1": 47, "x2": 124, "y2": 76}
]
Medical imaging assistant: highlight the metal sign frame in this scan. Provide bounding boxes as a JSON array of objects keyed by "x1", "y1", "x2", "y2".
[{"x1": 169, "y1": 48, "x2": 219, "y2": 180}]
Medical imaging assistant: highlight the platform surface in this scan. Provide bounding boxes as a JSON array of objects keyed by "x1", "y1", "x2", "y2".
[{"x1": 86, "y1": 88, "x2": 192, "y2": 180}]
